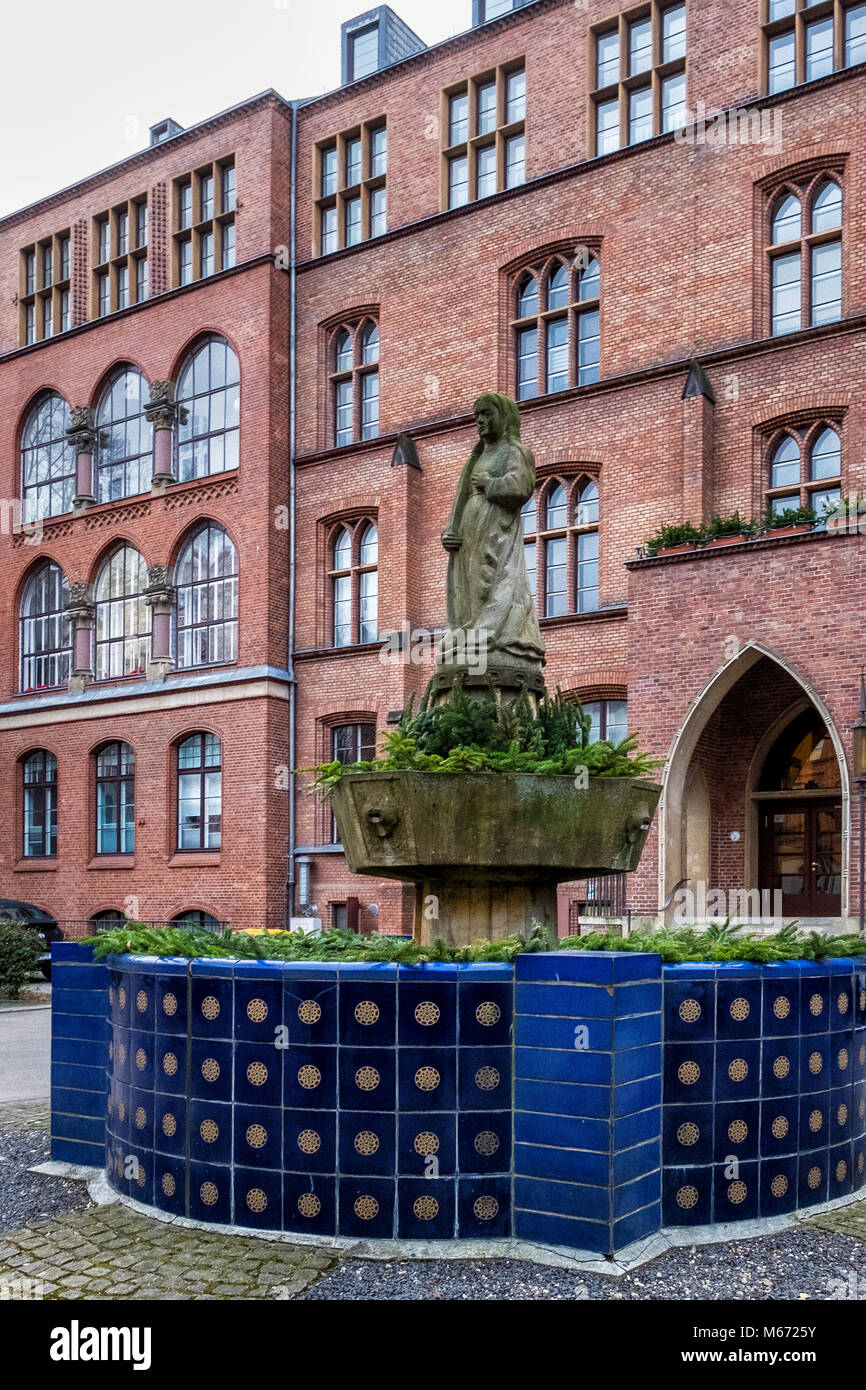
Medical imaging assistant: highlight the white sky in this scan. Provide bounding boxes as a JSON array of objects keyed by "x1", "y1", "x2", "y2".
[{"x1": 0, "y1": 0, "x2": 471, "y2": 217}]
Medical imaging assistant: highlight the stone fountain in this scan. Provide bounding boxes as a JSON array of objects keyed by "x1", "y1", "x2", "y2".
[{"x1": 331, "y1": 393, "x2": 660, "y2": 945}]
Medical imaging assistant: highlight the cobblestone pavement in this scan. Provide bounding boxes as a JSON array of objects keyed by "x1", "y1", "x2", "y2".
[
  {"x1": 806, "y1": 1200, "x2": 866, "y2": 1241},
  {"x1": 0, "y1": 1100, "x2": 51, "y2": 1130},
  {"x1": 0, "y1": 1203, "x2": 338, "y2": 1300}
]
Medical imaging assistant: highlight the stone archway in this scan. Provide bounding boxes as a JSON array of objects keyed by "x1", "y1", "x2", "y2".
[{"x1": 659, "y1": 642, "x2": 850, "y2": 924}]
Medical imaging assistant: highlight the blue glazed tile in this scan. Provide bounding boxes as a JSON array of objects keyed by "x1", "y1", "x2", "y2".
[
  {"x1": 664, "y1": 979, "x2": 715, "y2": 1041},
  {"x1": 613, "y1": 1202, "x2": 661, "y2": 1250},
  {"x1": 189, "y1": 1100, "x2": 232, "y2": 1163},
  {"x1": 128, "y1": 1088, "x2": 154, "y2": 1148},
  {"x1": 516, "y1": 1014, "x2": 610, "y2": 1052},
  {"x1": 830, "y1": 978, "x2": 854, "y2": 1031},
  {"x1": 128, "y1": 1032, "x2": 155, "y2": 1091},
  {"x1": 663, "y1": 1104, "x2": 713, "y2": 1165},
  {"x1": 515, "y1": 1045, "x2": 611, "y2": 1087},
  {"x1": 515, "y1": 1077, "x2": 609, "y2": 1120},
  {"x1": 189, "y1": 1163, "x2": 232, "y2": 1223},
  {"x1": 714, "y1": 1101, "x2": 759, "y2": 1162},
  {"x1": 232, "y1": 960, "x2": 285, "y2": 979},
  {"x1": 339, "y1": 1112, "x2": 396, "y2": 1175},
  {"x1": 454, "y1": 962, "x2": 513, "y2": 982},
  {"x1": 52, "y1": 942, "x2": 95, "y2": 961},
  {"x1": 855, "y1": 972, "x2": 866, "y2": 1028},
  {"x1": 761, "y1": 975, "x2": 801, "y2": 1037},
  {"x1": 798, "y1": 1091, "x2": 830, "y2": 1150},
  {"x1": 108, "y1": 973, "x2": 131, "y2": 1027},
  {"x1": 283, "y1": 1046, "x2": 338, "y2": 1110},
  {"x1": 234, "y1": 1168, "x2": 282, "y2": 1231},
  {"x1": 615, "y1": 1014, "x2": 663, "y2": 1049},
  {"x1": 662, "y1": 963, "x2": 718, "y2": 980},
  {"x1": 190, "y1": 959, "x2": 234, "y2": 979},
  {"x1": 662, "y1": 1165, "x2": 712, "y2": 1225},
  {"x1": 340, "y1": 1049, "x2": 397, "y2": 1112},
  {"x1": 51, "y1": 964, "x2": 109, "y2": 992},
  {"x1": 190, "y1": 1040, "x2": 233, "y2": 1102},
  {"x1": 613, "y1": 1137, "x2": 661, "y2": 1186},
  {"x1": 515, "y1": 1141, "x2": 608, "y2": 1186},
  {"x1": 154, "y1": 1036, "x2": 186, "y2": 1095},
  {"x1": 457, "y1": 1047, "x2": 510, "y2": 1110},
  {"x1": 338, "y1": 1178, "x2": 395, "y2": 1238},
  {"x1": 613, "y1": 1075, "x2": 662, "y2": 1117},
  {"x1": 761, "y1": 1036, "x2": 799, "y2": 1097},
  {"x1": 832, "y1": 1032, "x2": 854, "y2": 1086},
  {"x1": 51, "y1": 1035, "x2": 108, "y2": 1069},
  {"x1": 398, "y1": 1049, "x2": 456, "y2": 1112},
  {"x1": 717, "y1": 979, "x2": 762, "y2": 1040},
  {"x1": 155, "y1": 976, "x2": 188, "y2": 1034},
  {"x1": 55, "y1": 1084, "x2": 107, "y2": 1120},
  {"x1": 614, "y1": 1044, "x2": 662, "y2": 1086},
  {"x1": 398, "y1": 1113, "x2": 456, "y2": 1177},
  {"x1": 854, "y1": 1081, "x2": 866, "y2": 1135},
  {"x1": 148, "y1": 957, "x2": 188, "y2": 976},
  {"x1": 758, "y1": 1155, "x2": 799, "y2": 1216},
  {"x1": 800, "y1": 1036, "x2": 830, "y2": 1094},
  {"x1": 830, "y1": 957, "x2": 858, "y2": 974},
  {"x1": 854, "y1": 1031, "x2": 866, "y2": 1082},
  {"x1": 512, "y1": 1207, "x2": 606, "y2": 1253},
  {"x1": 397, "y1": 1178, "x2": 456, "y2": 1238},
  {"x1": 233, "y1": 979, "x2": 283, "y2": 1042},
  {"x1": 800, "y1": 977, "x2": 831, "y2": 1034},
  {"x1": 153, "y1": 1096, "x2": 186, "y2": 1157},
  {"x1": 234, "y1": 1105, "x2": 284, "y2": 1169},
  {"x1": 51, "y1": 1113, "x2": 106, "y2": 1146},
  {"x1": 457, "y1": 983, "x2": 511, "y2": 1046},
  {"x1": 399, "y1": 963, "x2": 461, "y2": 981},
  {"x1": 283, "y1": 1174, "x2": 336, "y2": 1236},
  {"x1": 830, "y1": 1086, "x2": 854, "y2": 1142},
  {"x1": 51, "y1": 1137, "x2": 105, "y2": 1167},
  {"x1": 51, "y1": 1061, "x2": 109, "y2": 1094},
  {"x1": 280, "y1": 963, "x2": 340, "y2": 981},
  {"x1": 110, "y1": 1027, "x2": 130, "y2": 1084},
  {"x1": 53, "y1": 988, "x2": 109, "y2": 1017},
  {"x1": 829, "y1": 1141, "x2": 854, "y2": 1198},
  {"x1": 124, "y1": 1145, "x2": 153, "y2": 1207},
  {"x1": 515, "y1": 1109, "x2": 609, "y2": 1153},
  {"x1": 514, "y1": 1175, "x2": 610, "y2": 1223},
  {"x1": 283, "y1": 1110, "x2": 336, "y2": 1174},
  {"x1": 614, "y1": 982, "x2": 661, "y2": 1017},
  {"x1": 53, "y1": 1013, "x2": 110, "y2": 1042},
  {"x1": 128, "y1": 974, "x2": 155, "y2": 1030},
  {"x1": 458, "y1": 1111, "x2": 511, "y2": 1175},
  {"x1": 664, "y1": 1043, "x2": 715, "y2": 1104},
  {"x1": 234, "y1": 1042, "x2": 282, "y2": 1107},
  {"x1": 759, "y1": 1097, "x2": 799, "y2": 1157},
  {"x1": 152, "y1": 1155, "x2": 185, "y2": 1216},
  {"x1": 335, "y1": 963, "x2": 398, "y2": 982},
  {"x1": 853, "y1": 1141, "x2": 866, "y2": 1190},
  {"x1": 339, "y1": 981, "x2": 397, "y2": 1047},
  {"x1": 516, "y1": 951, "x2": 615, "y2": 984},
  {"x1": 713, "y1": 1161, "x2": 759, "y2": 1221},
  {"x1": 190, "y1": 976, "x2": 233, "y2": 1040},
  {"x1": 283, "y1": 982, "x2": 337, "y2": 1045},
  {"x1": 714, "y1": 1040, "x2": 761, "y2": 1101},
  {"x1": 457, "y1": 1177, "x2": 511, "y2": 1238},
  {"x1": 799, "y1": 1150, "x2": 829, "y2": 1206},
  {"x1": 613, "y1": 954, "x2": 662, "y2": 984},
  {"x1": 398, "y1": 982, "x2": 457, "y2": 1046},
  {"x1": 614, "y1": 1106, "x2": 661, "y2": 1151},
  {"x1": 614, "y1": 1169, "x2": 660, "y2": 1220}
]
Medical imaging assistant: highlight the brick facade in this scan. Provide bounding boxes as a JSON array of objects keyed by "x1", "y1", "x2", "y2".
[{"x1": 1, "y1": 0, "x2": 864, "y2": 933}]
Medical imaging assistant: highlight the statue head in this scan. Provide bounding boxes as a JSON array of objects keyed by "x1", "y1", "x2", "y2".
[{"x1": 473, "y1": 393, "x2": 521, "y2": 446}]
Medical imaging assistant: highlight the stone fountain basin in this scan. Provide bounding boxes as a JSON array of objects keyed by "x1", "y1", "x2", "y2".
[{"x1": 331, "y1": 771, "x2": 660, "y2": 884}]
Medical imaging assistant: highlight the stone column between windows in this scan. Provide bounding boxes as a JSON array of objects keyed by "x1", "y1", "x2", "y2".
[
  {"x1": 64, "y1": 582, "x2": 94, "y2": 692},
  {"x1": 146, "y1": 381, "x2": 180, "y2": 491},
  {"x1": 67, "y1": 407, "x2": 97, "y2": 511},
  {"x1": 145, "y1": 565, "x2": 175, "y2": 681}
]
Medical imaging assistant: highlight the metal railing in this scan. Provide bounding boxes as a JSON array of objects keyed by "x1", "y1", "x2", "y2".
[{"x1": 567, "y1": 874, "x2": 628, "y2": 935}]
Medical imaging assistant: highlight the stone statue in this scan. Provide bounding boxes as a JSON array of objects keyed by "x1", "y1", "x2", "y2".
[{"x1": 437, "y1": 393, "x2": 545, "y2": 698}]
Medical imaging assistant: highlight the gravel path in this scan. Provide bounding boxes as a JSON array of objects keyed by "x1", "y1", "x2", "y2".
[
  {"x1": 303, "y1": 1225, "x2": 866, "y2": 1300},
  {"x1": 0, "y1": 1129, "x2": 92, "y2": 1234}
]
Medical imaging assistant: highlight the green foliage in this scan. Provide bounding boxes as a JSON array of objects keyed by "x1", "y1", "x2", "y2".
[
  {"x1": 644, "y1": 506, "x2": 819, "y2": 555},
  {"x1": 558, "y1": 919, "x2": 866, "y2": 964},
  {"x1": 765, "y1": 503, "x2": 818, "y2": 529},
  {"x1": 0, "y1": 920, "x2": 43, "y2": 998},
  {"x1": 312, "y1": 685, "x2": 659, "y2": 792},
  {"x1": 85, "y1": 920, "x2": 556, "y2": 966}
]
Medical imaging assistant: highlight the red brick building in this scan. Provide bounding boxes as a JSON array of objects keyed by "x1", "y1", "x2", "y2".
[{"x1": 1, "y1": 0, "x2": 865, "y2": 936}]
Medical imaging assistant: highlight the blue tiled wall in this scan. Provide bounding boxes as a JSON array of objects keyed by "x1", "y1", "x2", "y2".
[
  {"x1": 662, "y1": 960, "x2": 866, "y2": 1224},
  {"x1": 50, "y1": 943, "x2": 110, "y2": 1166},
  {"x1": 50, "y1": 946, "x2": 866, "y2": 1250},
  {"x1": 513, "y1": 951, "x2": 663, "y2": 1255}
]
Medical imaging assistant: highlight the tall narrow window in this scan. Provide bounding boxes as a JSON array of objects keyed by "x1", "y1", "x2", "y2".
[
  {"x1": 766, "y1": 424, "x2": 842, "y2": 517},
  {"x1": 331, "y1": 724, "x2": 375, "y2": 841},
  {"x1": 94, "y1": 546, "x2": 151, "y2": 680},
  {"x1": 176, "y1": 335, "x2": 240, "y2": 481},
  {"x1": 20, "y1": 562, "x2": 71, "y2": 692},
  {"x1": 522, "y1": 475, "x2": 602, "y2": 619},
  {"x1": 332, "y1": 528, "x2": 353, "y2": 647},
  {"x1": 359, "y1": 523, "x2": 379, "y2": 643},
  {"x1": 95, "y1": 742, "x2": 135, "y2": 855},
  {"x1": 23, "y1": 751, "x2": 57, "y2": 858},
  {"x1": 96, "y1": 368, "x2": 153, "y2": 503},
  {"x1": 513, "y1": 252, "x2": 601, "y2": 398},
  {"x1": 847, "y1": 3, "x2": 866, "y2": 64},
  {"x1": 576, "y1": 479, "x2": 600, "y2": 613},
  {"x1": 768, "y1": 177, "x2": 843, "y2": 335},
  {"x1": 177, "y1": 733, "x2": 222, "y2": 851},
  {"x1": 329, "y1": 519, "x2": 379, "y2": 646},
  {"x1": 21, "y1": 393, "x2": 76, "y2": 520},
  {"x1": 330, "y1": 319, "x2": 380, "y2": 446},
  {"x1": 175, "y1": 523, "x2": 238, "y2": 669}
]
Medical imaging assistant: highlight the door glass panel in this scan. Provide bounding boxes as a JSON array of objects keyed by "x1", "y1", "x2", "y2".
[
  {"x1": 771, "y1": 811, "x2": 805, "y2": 895},
  {"x1": 814, "y1": 805, "x2": 842, "y2": 897}
]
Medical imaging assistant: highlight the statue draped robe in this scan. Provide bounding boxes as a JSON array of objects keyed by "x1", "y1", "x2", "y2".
[{"x1": 444, "y1": 437, "x2": 546, "y2": 669}]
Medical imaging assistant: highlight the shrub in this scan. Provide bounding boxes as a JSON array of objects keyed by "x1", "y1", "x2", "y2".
[{"x1": 0, "y1": 920, "x2": 43, "y2": 998}]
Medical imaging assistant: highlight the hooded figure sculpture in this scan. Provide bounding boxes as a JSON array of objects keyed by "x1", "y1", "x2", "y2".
[{"x1": 440, "y1": 392, "x2": 546, "y2": 683}]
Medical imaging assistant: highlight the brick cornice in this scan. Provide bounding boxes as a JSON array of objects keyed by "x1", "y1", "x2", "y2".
[{"x1": 625, "y1": 527, "x2": 845, "y2": 569}]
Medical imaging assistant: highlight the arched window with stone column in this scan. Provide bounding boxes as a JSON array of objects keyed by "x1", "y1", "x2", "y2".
[
  {"x1": 92, "y1": 545, "x2": 151, "y2": 681},
  {"x1": 174, "y1": 522, "x2": 238, "y2": 669},
  {"x1": 21, "y1": 393, "x2": 76, "y2": 519},
  {"x1": 95, "y1": 367, "x2": 153, "y2": 503},
  {"x1": 19, "y1": 560, "x2": 71, "y2": 692}
]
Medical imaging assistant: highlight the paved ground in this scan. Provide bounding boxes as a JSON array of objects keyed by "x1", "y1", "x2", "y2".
[{"x1": 0, "y1": 1007, "x2": 50, "y2": 1104}]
